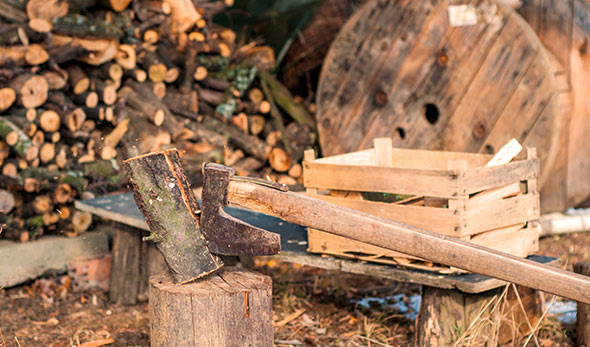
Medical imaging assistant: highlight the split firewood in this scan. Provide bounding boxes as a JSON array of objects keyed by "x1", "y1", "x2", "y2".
[
  {"x1": 269, "y1": 147, "x2": 292, "y2": 172},
  {"x1": 0, "y1": 88, "x2": 16, "y2": 112},
  {"x1": 249, "y1": 115, "x2": 265, "y2": 136},
  {"x1": 42, "y1": 71, "x2": 68, "y2": 90},
  {"x1": 11, "y1": 73, "x2": 48, "y2": 108},
  {"x1": 67, "y1": 65, "x2": 90, "y2": 95},
  {"x1": 288, "y1": 163, "x2": 302, "y2": 179},
  {"x1": 24, "y1": 43, "x2": 48, "y2": 65},
  {"x1": 91, "y1": 78, "x2": 117, "y2": 105},
  {"x1": 71, "y1": 210, "x2": 92, "y2": 234},
  {"x1": 116, "y1": 44, "x2": 137, "y2": 70},
  {"x1": 0, "y1": 117, "x2": 39, "y2": 161},
  {"x1": 0, "y1": 189, "x2": 15, "y2": 214},
  {"x1": 232, "y1": 113, "x2": 248, "y2": 134}
]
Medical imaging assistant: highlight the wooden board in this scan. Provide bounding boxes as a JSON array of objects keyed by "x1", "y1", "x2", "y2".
[
  {"x1": 75, "y1": 193, "x2": 557, "y2": 293},
  {"x1": 316, "y1": 0, "x2": 559, "y2": 188},
  {"x1": 517, "y1": 0, "x2": 590, "y2": 211}
]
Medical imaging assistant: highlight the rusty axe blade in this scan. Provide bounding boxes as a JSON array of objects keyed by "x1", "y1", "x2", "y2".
[{"x1": 200, "y1": 163, "x2": 281, "y2": 256}]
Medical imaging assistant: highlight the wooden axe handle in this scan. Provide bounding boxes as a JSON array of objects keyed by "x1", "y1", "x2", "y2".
[{"x1": 227, "y1": 180, "x2": 590, "y2": 304}]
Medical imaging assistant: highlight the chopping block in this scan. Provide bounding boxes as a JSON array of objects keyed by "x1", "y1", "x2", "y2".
[{"x1": 149, "y1": 267, "x2": 273, "y2": 347}]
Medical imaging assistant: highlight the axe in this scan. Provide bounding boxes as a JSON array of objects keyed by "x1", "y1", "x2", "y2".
[{"x1": 125, "y1": 151, "x2": 590, "y2": 304}]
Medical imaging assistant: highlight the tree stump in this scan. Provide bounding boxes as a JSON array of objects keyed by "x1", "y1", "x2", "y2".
[
  {"x1": 317, "y1": 0, "x2": 560, "y2": 188},
  {"x1": 109, "y1": 223, "x2": 168, "y2": 305},
  {"x1": 415, "y1": 286, "x2": 503, "y2": 346},
  {"x1": 517, "y1": 0, "x2": 590, "y2": 212},
  {"x1": 416, "y1": 284, "x2": 544, "y2": 346},
  {"x1": 149, "y1": 267, "x2": 273, "y2": 347},
  {"x1": 574, "y1": 262, "x2": 590, "y2": 346}
]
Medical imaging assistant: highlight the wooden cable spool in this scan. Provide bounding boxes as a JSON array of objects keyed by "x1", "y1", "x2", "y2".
[
  {"x1": 316, "y1": 0, "x2": 560, "y2": 188},
  {"x1": 515, "y1": 0, "x2": 590, "y2": 212}
]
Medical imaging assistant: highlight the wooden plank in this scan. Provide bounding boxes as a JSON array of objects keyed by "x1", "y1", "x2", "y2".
[
  {"x1": 307, "y1": 228, "x2": 421, "y2": 260},
  {"x1": 442, "y1": 13, "x2": 539, "y2": 154},
  {"x1": 464, "y1": 193, "x2": 539, "y2": 235},
  {"x1": 272, "y1": 251, "x2": 558, "y2": 294},
  {"x1": 316, "y1": 147, "x2": 493, "y2": 169},
  {"x1": 373, "y1": 137, "x2": 393, "y2": 166},
  {"x1": 537, "y1": 0, "x2": 573, "y2": 79},
  {"x1": 316, "y1": 0, "x2": 404, "y2": 119},
  {"x1": 303, "y1": 162, "x2": 460, "y2": 198},
  {"x1": 306, "y1": 193, "x2": 458, "y2": 235},
  {"x1": 468, "y1": 183, "x2": 521, "y2": 206},
  {"x1": 317, "y1": 0, "x2": 431, "y2": 155},
  {"x1": 566, "y1": 0, "x2": 590, "y2": 207},
  {"x1": 469, "y1": 223, "x2": 539, "y2": 258},
  {"x1": 75, "y1": 195, "x2": 149, "y2": 231},
  {"x1": 462, "y1": 159, "x2": 538, "y2": 194},
  {"x1": 0, "y1": 229, "x2": 109, "y2": 288}
]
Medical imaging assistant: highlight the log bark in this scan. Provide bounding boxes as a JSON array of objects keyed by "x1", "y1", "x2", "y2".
[
  {"x1": 201, "y1": 116, "x2": 271, "y2": 160},
  {"x1": 149, "y1": 268, "x2": 273, "y2": 347},
  {"x1": 123, "y1": 149, "x2": 223, "y2": 283},
  {"x1": 0, "y1": 116, "x2": 38, "y2": 161}
]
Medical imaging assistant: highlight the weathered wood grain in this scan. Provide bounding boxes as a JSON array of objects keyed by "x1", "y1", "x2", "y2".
[
  {"x1": 316, "y1": 0, "x2": 559, "y2": 189},
  {"x1": 518, "y1": 0, "x2": 590, "y2": 211},
  {"x1": 149, "y1": 268, "x2": 273, "y2": 347}
]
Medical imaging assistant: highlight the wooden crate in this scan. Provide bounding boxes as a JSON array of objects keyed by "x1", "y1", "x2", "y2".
[{"x1": 303, "y1": 138, "x2": 540, "y2": 273}]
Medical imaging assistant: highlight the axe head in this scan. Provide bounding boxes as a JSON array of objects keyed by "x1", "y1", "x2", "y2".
[{"x1": 200, "y1": 163, "x2": 281, "y2": 256}]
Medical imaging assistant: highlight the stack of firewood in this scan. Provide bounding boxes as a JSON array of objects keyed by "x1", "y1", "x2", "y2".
[{"x1": 0, "y1": 0, "x2": 317, "y2": 242}]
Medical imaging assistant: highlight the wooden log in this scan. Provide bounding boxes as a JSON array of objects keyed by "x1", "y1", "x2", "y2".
[
  {"x1": 123, "y1": 149, "x2": 223, "y2": 283},
  {"x1": 42, "y1": 71, "x2": 68, "y2": 90},
  {"x1": 0, "y1": 0, "x2": 27, "y2": 24},
  {"x1": 91, "y1": 78, "x2": 117, "y2": 105},
  {"x1": 47, "y1": 92, "x2": 86, "y2": 131},
  {"x1": 415, "y1": 286, "x2": 502, "y2": 345},
  {"x1": 39, "y1": 142, "x2": 55, "y2": 163},
  {"x1": 162, "y1": 88, "x2": 198, "y2": 114},
  {"x1": 48, "y1": 44, "x2": 88, "y2": 64},
  {"x1": 116, "y1": 44, "x2": 137, "y2": 70},
  {"x1": 109, "y1": 223, "x2": 141, "y2": 304},
  {"x1": 52, "y1": 14, "x2": 123, "y2": 38},
  {"x1": 139, "y1": 50, "x2": 168, "y2": 83},
  {"x1": 575, "y1": 262, "x2": 590, "y2": 347},
  {"x1": 119, "y1": 107, "x2": 171, "y2": 156},
  {"x1": 11, "y1": 73, "x2": 48, "y2": 108},
  {"x1": 258, "y1": 70, "x2": 315, "y2": 128},
  {"x1": 71, "y1": 210, "x2": 92, "y2": 234},
  {"x1": 24, "y1": 43, "x2": 48, "y2": 65},
  {"x1": 0, "y1": 117, "x2": 38, "y2": 161},
  {"x1": 0, "y1": 87, "x2": 16, "y2": 112},
  {"x1": 0, "y1": 189, "x2": 15, "y2": 213},
  {"x1": 149, "y1": 268, "x2": 273, "y2": 347},
  {"x1": 201, "y1": 116, "x2": 271, "y2": 161},
  {"x1": 52, "y1": 34, "x2": 118, "y2": 66},
  {"x1": 269, "y1": 147, "x2": 291, "y2": 172},
  {"x1": 67, "y1": 65, "x2": 90, "y2": 95},
  {"x1": 125, "y1": 81, "x2": 187, "y2": 138},
  {"x1": 118, "y1": 85, "x2": 165, "y2": 126}
]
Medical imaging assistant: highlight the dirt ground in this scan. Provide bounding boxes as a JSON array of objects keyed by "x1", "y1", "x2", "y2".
[{"x1": 0, "y1": 232, "x2": 588, "y2": 347}]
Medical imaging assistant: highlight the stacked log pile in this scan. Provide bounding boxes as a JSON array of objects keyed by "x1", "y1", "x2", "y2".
[{"x1": 0, "y1": 0, "x2": 316, "y2": 242}]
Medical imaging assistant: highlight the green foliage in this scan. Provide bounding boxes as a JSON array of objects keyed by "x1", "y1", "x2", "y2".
[{"x1": 214, "y1": 0, "x2": 322, "y2": 53}]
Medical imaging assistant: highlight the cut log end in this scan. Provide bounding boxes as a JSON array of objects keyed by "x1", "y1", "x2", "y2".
[
  {"x1": 0, "y1": 88, "x2": 16, "y2": 112},
  {"x1": 269, "y1": 147, "x2": 292, "y2": 172}
]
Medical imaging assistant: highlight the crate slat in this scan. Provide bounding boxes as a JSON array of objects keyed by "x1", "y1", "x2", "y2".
[
  {"x1": 303, "y1": 162, "x2": 460, "y2": 198},
  {"x1": 306, "y1": 192, "x2": 459, "y2": 235}
]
